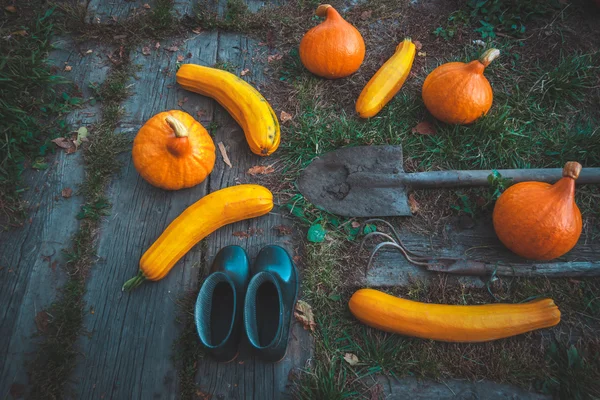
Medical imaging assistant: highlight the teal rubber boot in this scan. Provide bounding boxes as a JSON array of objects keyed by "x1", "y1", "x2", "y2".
[
  {"x1": 244, "y1": 245, "x2": 299, "y2": 362},
  {"x1": 195, "y1": 245, "x2": 249, "y2": 362}
]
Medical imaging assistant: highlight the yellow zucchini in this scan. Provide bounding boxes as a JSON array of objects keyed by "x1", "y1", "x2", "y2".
[
  {"x1": 356, "y1": 38, "x2": 416, "y2": 118},
  {"x1": 176, "y1": 64, "x2": 280, "y2": 156},
  {"x1": 123, "y1": 185, "x2": 273, "y2": 291},
  {"x1": 349, "y1": 289, "x2": 561, "y2": 342}
]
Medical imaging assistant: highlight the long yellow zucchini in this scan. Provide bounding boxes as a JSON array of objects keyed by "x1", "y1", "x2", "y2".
[
  {"x1": 349, "y1": 289, "x2": 560, "y2": 342},
  {"x1": 176, "y1": 64, "x2": 280, "y2": 156},
  {"x1": 122, "y1": 185, "x2": 273, "y2": 291},
  {"x1": 355, "y1": 38, "x2": 416, "y2": 118}
]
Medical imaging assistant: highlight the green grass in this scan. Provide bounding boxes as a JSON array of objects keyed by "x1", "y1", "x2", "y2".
[
  {"x1": 28, "y1": 61, "x2": 130, "y2": 400},
  {"x1": 279, "y1": 18, "x2": 600, "y2": 398},
  {"x1": 0, "y1": 6, "x2": 79, "y2": 227}
]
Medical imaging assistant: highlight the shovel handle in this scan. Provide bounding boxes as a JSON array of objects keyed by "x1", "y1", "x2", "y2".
[{"x1": 347, "y1": 168, "x2": 600, "y2": 189}]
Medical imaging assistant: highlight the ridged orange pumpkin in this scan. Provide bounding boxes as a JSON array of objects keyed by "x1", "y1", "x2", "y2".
[
  {"x1": 299, "y1": 4, "x2": 365, "y2": 79},
  {"x1": 422, "y1": 48, "x2": 500, "y2": 124},
  {"x1": 132, "y1": 110, "x2": 216, "y2": 190},
  {"x1": 493, "y1": 162, "x2": 583, "y2": 261}
]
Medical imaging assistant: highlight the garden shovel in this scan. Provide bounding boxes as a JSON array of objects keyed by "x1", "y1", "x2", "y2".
[{"x1": 297, "y1": 145, "x2": 600, "y2": 217}]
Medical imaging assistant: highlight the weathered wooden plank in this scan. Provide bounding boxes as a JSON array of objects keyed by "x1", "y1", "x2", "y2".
[
  {"x1": 68, "y1": 35, "x2": 218, "y2": 400},
  {"x1": 193, "y1": 32, "x2": 313, "y2": 399},
  {"x1": 374, "y1": 376, "x2": 549, "y2": 399},
  {"x1": 87, "y1": 0, "x2": 154, "y2": 23},
  {"x1": 0, "y1": 39, "x2": 110, "y2": 399},
  {"x1": 359, "y1": 217, "x2": 600, "y2": 287}
]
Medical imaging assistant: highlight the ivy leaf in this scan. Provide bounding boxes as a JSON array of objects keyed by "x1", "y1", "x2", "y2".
[{"x1": 307, "y1": 224, "x2": 326, "y2": 243}]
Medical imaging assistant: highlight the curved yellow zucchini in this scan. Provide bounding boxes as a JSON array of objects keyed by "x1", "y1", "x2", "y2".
[
  {"x1": 355, "y1": 38, "x2": 416, "y2": 118},
  {"x1": 176, "y1": 64, "x2": 280, "y2": 156},
  {"x1": 349, "y1": 289, "x2": 560, "y2": 342},
  {"x1": 122, "y1": 185, "x2": 273, "y2": 291}
]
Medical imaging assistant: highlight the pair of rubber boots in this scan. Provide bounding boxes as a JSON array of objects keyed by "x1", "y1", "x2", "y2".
[{"x1": 195, "y1": 245, "x2": 299, "y2": 363}]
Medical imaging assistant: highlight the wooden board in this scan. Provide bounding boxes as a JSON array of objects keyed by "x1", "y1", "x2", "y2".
[
  {"x1": 193, "y1": 32, "x2": 313, "y2": 400},
  {"x1": 86, "y1": 0, "x2": 279, "y2": 22},
  {"x1": 358, "y1": 217, "x2": 600, "y2": 288},
  {"x1": 373, "y1": 376, "x2": 549, "y2": 400},
  {"x1": 66, "y1": 34, "x2": 215, "y2": 399},
  {"x1": 0, "y1": 39, "x2": 111, "y2": 399}
]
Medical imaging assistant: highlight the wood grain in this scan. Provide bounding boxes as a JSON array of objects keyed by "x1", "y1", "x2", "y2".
[
  {"x1": 358, "y1": 217, "x2": 600, "y2": 288},
  {"x1": 193, "y1": 32, "x2": 313, "y2": 400},
  {"x1": 372, "y1": 376, "x2": 550, "y2": 399},
  {"x1": 68, "y1": 35, "x2": 216, "y2": 399},
  {"x1": 0, "y1": 39, "x2": 111, "y2": 399}
]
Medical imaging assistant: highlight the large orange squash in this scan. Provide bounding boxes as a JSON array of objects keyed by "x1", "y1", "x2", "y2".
[
  {"x1": 299, "y1": 4, "x2": 365, "y2": 79},
  {"x1": 422, "y1": 48, "x2": 500, "y2": 124},
  {"x1": 493, "y1": 162, "x2": 583, "y2": 260},
  {"x1": 132, "y1": 110, "x2": 216, "y2": 190},
  {"x1": 349, "y1": 289, "x2": 560, "y2": 342}
]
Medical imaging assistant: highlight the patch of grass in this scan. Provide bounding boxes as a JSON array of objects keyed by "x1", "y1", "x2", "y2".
[
  {"x1": 0, "y1": 6, "x2": 79, "y2": 227},
  {"x1": 28, "y1": 60, "x2": 131, "y2": 400}
]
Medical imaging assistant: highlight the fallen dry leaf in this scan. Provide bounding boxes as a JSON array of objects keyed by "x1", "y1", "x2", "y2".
[
  {"x1": 418, "y1": 51, "x2": 427, "y2": 57},
  {"x1": 166, "y1": 45, "x2": 179, "y2": 52},
  {"x1": 217, "y1": 142, "x2": 232, "y2": 168},
  {"x1": 408, "y1": 193, "x2": 420, "y2": 214},
  {"x1": 143, "y1": 3, "x2": 151, "y2": 9},
  {"x1": 64, "y1": 65, "x2": 72, "y2": 72},
  {"x1": 247, "y1": 165, "x2": 275, "y2": 175},
  {"x1": 142, "y1": 46, "x2": 151, "y2": 56},
  {"x1": 192, "y1": 27, "x2": 202, "y2": 34},
  {"x1": 5, "y1": 5, "x2": 16, "y2": 13},
  {"x1": 195, "y1": 389, "x2": 212, "y2": 400},
  {"x1": 35, "y1": 311, "x2": 49, "y2": 333},
  {"x1": 279, "y1": 111, "x2": 292, "y2": 124},
  {"x1": 344, "y1": 353, "x2": 359, "y2": 366},
  {"x1": 413, "y1": 40, "x2": 423, "y2": 51},
  {"x1": 351, "y1": 221, "x2": 361, "y2": 228},
  {"x1": 412, "y1": 121, "x2": 436, "y2": 136},
  {"x1": 177, "y1": 54, "x2": 184, "y2": 62},
  {"x1": 267, "y1": 53, "x2": 283, "y2": 63},
  {"x1": 294, "y1": 300, "x2": 316, "y2": 332},
  {"x1": 74, "y1": 126, "x2": 89, "y2": 148},
  {"x1": 360, "y1": 10, "x2": 372, "y2": 20},
  {"x1": 51, "y1": 137, "x2": 74, "y2": 150},
  {"x1": 62, "y1": 188, "x2": 73, "y2": 198},
  {"x1": 11, "y1": 30, "x2": 28, "y2": 36},
  {"x1": 240, "y1": 68, "x2": 250, "y2": 76},
  {"x1": 273, "y1": 225, "x2": 293, "y2": 236},
  {"x1": 232, "y1": 231, "x2": 250, "y2": 239}
]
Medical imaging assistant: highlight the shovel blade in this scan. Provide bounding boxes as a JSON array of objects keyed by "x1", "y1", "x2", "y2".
[{"x1": 297, "y1": 145, "x2": 412, "y2": 217}]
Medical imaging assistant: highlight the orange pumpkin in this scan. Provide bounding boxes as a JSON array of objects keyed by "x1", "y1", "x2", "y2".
[
  {"x1": 132, "y1": 110, "x2": 216, "y2": 190},
  {"x1": 299, "y1": 4, "x2": 365, "y2": 79},
  {"x1": 493, "y1": 162, "x2": 583, "y2": 261},
  {"x1": 422, "y1": 48, "x2": 500, "y2": 124}
]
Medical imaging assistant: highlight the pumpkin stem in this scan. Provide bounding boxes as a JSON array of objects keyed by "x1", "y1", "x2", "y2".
[
  {"x1": 122, "y1": 270, "x2": 146, "y2": 292},
  {"x1": 563, "y1": 161, "x2": 582, "y2": 180},
  {"x1": 165, "y1": 115, "x2": 189, "y2": 138},
  {"x1": 479, "y1": 48, "x2": 500, "y2": 67},
  {"x1": 315, "y1": 4, "x2": 332, "y2": 17}
]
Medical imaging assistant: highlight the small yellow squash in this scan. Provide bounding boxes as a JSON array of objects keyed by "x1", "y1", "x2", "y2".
[
  {"x1": 356, "y1": 38, "x2": 416, "y2": 118},
  {"x1": 349, "y1": 289, "x2": 560, "y2": 342},
  {"x1": 123, "y1": 185, "x2": 273, "y2": 291},
  {"x1": 176, "y1": 64, "x2": 280, "y2": 156}
]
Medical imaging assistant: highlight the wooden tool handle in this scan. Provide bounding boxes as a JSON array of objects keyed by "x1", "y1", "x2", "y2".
[
  {"x1": 405, "y1": 168, "x2": 600, "y2": 188},
  {"x1": 347, "y1": 168, "x2": 600, "y2": 189}
]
